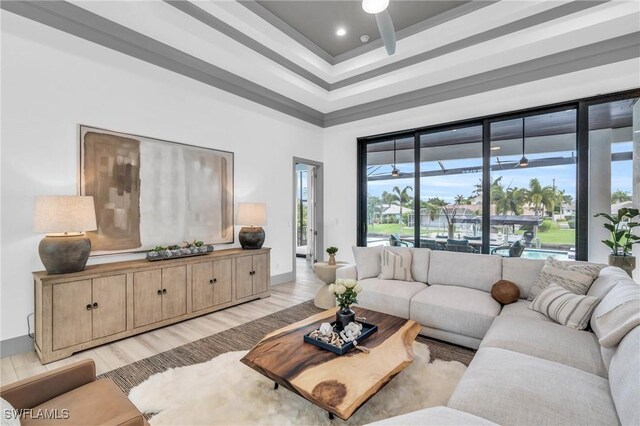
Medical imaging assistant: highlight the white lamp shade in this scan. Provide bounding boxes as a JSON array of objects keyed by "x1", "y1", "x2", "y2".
[
  {"x1": 237, "y1": 203, "x2": 267, "y2": 226},
  {"x1": 33, "y1": 196, "x2": 97, "y2": 234},
  {"x1": 362, "y1": 0, "x2": 389, "y2": 14}
]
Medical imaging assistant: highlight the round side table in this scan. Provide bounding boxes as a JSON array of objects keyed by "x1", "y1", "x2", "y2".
[{"x1": 312, "y1": 262, "x2": 347, "y2": 309}]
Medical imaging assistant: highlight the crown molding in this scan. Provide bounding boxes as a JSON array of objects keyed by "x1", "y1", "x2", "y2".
[
  {"x1": 165, "y1": 0, "x2": 331, "y2": 91},
  {"x1": 173, "y1": 0, "x2": 607, "y2": 91},
  {"x1": 324, "y1": 32, "x2": 640, "y2": 127},
  {"x1": 1, "y1": 0, "x2": 325, "y2": 126},
  {"x1": 2, "y1": 1, "x2": 638, "y2": 129},
  {"x1": 238, "y1": 0, "x2": 498, "y2": 65}
]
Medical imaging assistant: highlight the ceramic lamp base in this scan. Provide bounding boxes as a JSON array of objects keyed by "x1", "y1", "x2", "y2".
[
  {"x1": 239, "y1": 226, "x2": 265, "y2": 250},
  {"x1": 39, "y1": 234, "x2": 91, "y2": 274}
]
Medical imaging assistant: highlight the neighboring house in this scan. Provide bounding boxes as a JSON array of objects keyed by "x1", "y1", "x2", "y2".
[
  {"x1": 381, "y1": 204, "x2": 414, "y2": 224},
  {"x1": 611, "y1": 201, "x2": 634, "y2": 212},
  {"x1": 561, "y1": 203, "x2": 576, "y2": 216}
]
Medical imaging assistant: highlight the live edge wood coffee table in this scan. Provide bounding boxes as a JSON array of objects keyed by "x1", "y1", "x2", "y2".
[{"x1": 241, "y1": 307, "x2": 421, "y2": 420}]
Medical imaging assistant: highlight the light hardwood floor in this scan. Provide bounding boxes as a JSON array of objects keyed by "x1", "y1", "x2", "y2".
[{"x1": 1, "y1": 258, "x2": 323, "y2": 384}]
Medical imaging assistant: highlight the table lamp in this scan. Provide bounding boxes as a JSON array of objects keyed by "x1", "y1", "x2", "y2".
[
  {"x1": 33, "y1": 195, "x2": 97, "y2": 274},
  {"x1": 237, "y1": 203, "x2": 267, "y2": 250}
]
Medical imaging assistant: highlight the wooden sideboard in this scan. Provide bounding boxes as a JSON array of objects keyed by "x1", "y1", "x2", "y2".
[{"x1": 33, "y1": 248, "x2": 270, "y2": 363}]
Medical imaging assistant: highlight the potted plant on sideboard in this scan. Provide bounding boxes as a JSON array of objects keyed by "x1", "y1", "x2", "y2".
[
  {"x1": 594, "y1": 207, "x2": 639, "y2": 277},
  {"x1": 326, "y1": 246, "x2": 338, "y2": 265}
]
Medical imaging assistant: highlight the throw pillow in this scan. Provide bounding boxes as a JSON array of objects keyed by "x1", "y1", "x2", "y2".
[
  {"x1": 1, "y1": 397, "x2": 20, "y2": 426},
  {"x1": 379, "y1": 248, "x2": 414, "y2": 281},
  {"x1": 528, "y1": 257, "x2": 602, "y2": 301},
  {"x1": 592, "y1": 282, "x2": 640, "y2": 348},
  {"x1": 529, "y1": 283, "x2": 600, "y2": 330},
  {"x1": 352, "y1": 246, "x2": 383, "y2": 280},
  {"x1": 491, "y1": 280, "x2": 520, "y2": 304}
]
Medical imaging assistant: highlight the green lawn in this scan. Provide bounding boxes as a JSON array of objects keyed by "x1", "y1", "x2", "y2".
[
  {"x1": 522, "y1": 229, "x2": 575, "y2": 245},
  {"x1": 368, "y1": 224, "x2": 413, "y2": 235}
]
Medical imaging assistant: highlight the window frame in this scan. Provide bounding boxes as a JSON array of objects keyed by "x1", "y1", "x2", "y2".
[{"x1": 356, "y1": 88, "x2": 640, "y2": 260}]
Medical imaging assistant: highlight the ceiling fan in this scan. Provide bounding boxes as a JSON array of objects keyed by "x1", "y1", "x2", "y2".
[
  {"x1": 362, "y1": 0, "x2": 396, "y2": 55},
  {"x1": 516, "y1": 117, "x2": 529, "y2": 168}
]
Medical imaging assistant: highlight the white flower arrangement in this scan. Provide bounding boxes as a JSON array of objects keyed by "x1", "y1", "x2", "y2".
[{"x1": 328, "y1": 279, "x2": 362, "y2": 309}]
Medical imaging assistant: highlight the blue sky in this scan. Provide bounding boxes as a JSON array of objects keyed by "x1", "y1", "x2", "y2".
[{"x1": 368, "y1": 142, "x2": 633, "y2": 203}]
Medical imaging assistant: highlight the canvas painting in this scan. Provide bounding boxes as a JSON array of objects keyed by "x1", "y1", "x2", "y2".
[{"x1": 80, "y1": 126, "x2": 234, "y2": 254}]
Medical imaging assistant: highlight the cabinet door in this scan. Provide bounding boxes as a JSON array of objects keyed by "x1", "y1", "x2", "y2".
[
  {"x1": 213, "y1": 259, "x2": 232, "y2": 306},
  {"x1": 252, "y1": 253, "x2": 269, "y2": 295},
  {"x1": 192, "y1": 262, "x2": 214, "y2": 312},
  {"x1": 162, "y1": 266, "x2": 187, "y2": 320},
  {"x1": 52, "y1": 280, "x2": 93, "y2": 350},
  {"x1": 133, "y1": 270, "x2": 162, "y2": 328},
  {"x1": 235, "y1": 256, "x2": 254, "y2": 299},
  {"x1": 92, "y1": 275, "x2": 127, "y2": 339}
]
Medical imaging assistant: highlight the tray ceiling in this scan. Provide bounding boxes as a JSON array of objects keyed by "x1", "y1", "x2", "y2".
[
  {"x1": 254, "y1": 0, "x2": 469, "y2": 57},
  {"x1": 2, "y1": 0, "x2": 638, "y2": 128}
]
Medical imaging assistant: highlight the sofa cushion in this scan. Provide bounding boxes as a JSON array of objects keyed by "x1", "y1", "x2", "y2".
[
  {"x1": 23, "y1": 379, "x2": 145, "y2": 426},
  {"x1": 368, "y1": 406, "x2": 497, "y2": 425},
  {"x1": 608, "y1": 326, "x2": 640, "y2": 426},
  {"x1": 587, "y1": 266, "x2": 631, "y2": 299},
  {"x1": 409, "y1": 248, "x2": 430, "y2": 283},
  {"x1": 530, "y1": 283, "x2": 600, "y2": 330},
  {"x1": 427, "y1": 251, "x2": 502, "y2": 292},
  {"x1": 501, "y1": 257, "x2": 545, "y2": 299},
  {"x1": 381, "y1": 247, "x2": 430, "y2": 283},
  {"x1": 528, "y1": 257, "x2": 602, "y2": 300},
  {"x1": 356, "y1": 278, "x2": 427, "y2": 319},
  {"x1": 410, "y1": 285, "x2": 501, "y2": 339},
  {"x1": 352, "y1": 246, "x2": 383, "y2": 280},
  {"x1": 379, "y1": 248, "x2": 414, "y2": 281},
  {"x1": 592, "y1": 279, "x2": 640, "y2": 348},
  {"x1": 480, "y1": 315, "x2": 607, "y2": 377},
  {"x1": 498, "y1": 299, "x2": 553, "y2": 323},
  {"x1": 448, "y1": 347, "x2": 618, "y2": 426}
]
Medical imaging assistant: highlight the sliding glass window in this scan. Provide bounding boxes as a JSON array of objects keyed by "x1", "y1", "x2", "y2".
[
  {"x1": 417, "y1": 126, "x2": 483, "y2": 253},
  {"x1": 588, "y1": 97, "x2": 639, "y2": 264},
  {"x1": 364, "y1": 137, "x2": 415, "y2": 247},
  {"x1": 489, "y1": 110, "x2": 577, "y2": 260},
  {"x1": 357, "y1": 89, "x2": 639, "y2": 260}
]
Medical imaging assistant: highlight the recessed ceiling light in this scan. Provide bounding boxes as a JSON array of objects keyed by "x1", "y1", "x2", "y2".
[
  {"x1": 336, "y1": 28, "x2": 346, "y2": 37},
  {"x1": 360, "y1": 34, "x2": 370, "y2": 43},
  {"x1": 491, "y1": 146, "x2": 500, "y2": 151}
]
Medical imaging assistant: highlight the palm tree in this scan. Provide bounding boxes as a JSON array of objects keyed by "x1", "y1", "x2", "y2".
[
  {"x1": 420, "y1": 197, "x2": 446, "y2": 229},
  {"x1": 454, "y1": 194, "x2": 468, "y2": 205},
  {"x1": 391, "y1": 185, "x2": 413, "y2": 225},
  {"x1": 502, "y1": 188, "x2": 527, "y2": 215},
  {"x1": 380, "y1": 191, "x2": 394, "y2": 207},
  {"x1": 473, "y1": 176, "x2": 504, "y2": 203},
  {"x1": 525, "y1": 178, "x2": 555, "y2": 217},
  {"x1": 612, "y1": 190, "x2": 632, "y2": 203},
  {"x1": 367, "y1": 195, "x2": 382, "y2": 225}
]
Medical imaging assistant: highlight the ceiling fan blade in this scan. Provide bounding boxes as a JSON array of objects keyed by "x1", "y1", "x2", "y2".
[{"x1": 375, "y1": 10, "x2": 396, "y2": 55}]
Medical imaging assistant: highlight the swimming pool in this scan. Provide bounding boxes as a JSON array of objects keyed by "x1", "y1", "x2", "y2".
[{"x1": 520, "y1": 249, "x2": 570, "y2": 261}]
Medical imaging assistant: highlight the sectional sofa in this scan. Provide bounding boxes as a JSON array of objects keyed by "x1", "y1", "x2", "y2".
[{"x1": 336, "y1": 246, "x2": 639, "y2": 425}]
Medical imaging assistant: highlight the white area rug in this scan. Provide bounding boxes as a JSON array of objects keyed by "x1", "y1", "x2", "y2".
[{"x1": 128, "y1": 343, "x2": 466, "y2": 425}]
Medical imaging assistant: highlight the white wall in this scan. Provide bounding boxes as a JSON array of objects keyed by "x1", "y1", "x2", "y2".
[
  {"x1": 0, "y1": 13, "x2": 323, "y2": 341},
  {"x1": 322, "y1": 60, "x2": 640, "y2": 263}
]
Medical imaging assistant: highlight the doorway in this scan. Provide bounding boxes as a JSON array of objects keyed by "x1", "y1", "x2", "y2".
[{"x1": 293, "y1": 158, "x2": 324, "y2": 279}]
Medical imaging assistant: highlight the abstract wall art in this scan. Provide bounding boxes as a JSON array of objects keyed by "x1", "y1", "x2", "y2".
[{"x1": 80, "y1": 126, "x2": 234, "y2": 254}]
